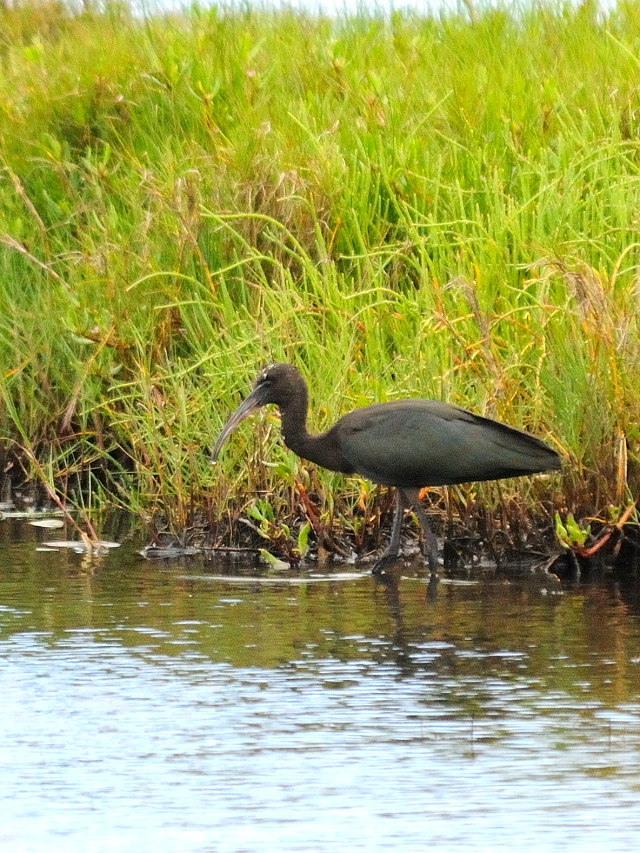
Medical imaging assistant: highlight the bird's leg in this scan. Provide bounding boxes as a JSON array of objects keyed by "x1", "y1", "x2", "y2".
[
  {"x1": 400, "y1": 488, "x2": 439, "y2": 574},
  {"x1": 371, "y1": 489, "x2": 407, "y2": 575}
]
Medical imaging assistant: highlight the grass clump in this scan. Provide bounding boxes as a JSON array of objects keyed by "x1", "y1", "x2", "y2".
[{"x1": 1, "y1": 0, "x2": 639, "y2": 557}]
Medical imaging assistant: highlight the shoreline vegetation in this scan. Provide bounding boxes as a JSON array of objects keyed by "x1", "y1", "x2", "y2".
[{"x1": 1, "y1": 0, "x2": 639, "y2": 564}]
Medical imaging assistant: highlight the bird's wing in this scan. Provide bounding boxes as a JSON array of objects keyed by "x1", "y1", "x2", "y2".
[{"x1": 336, "y1": 400, "x2": 559, "y2": 488}]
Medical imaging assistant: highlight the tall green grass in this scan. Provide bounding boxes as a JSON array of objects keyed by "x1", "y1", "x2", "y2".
[{"x1": 1, "y1": 1, "x2": 639, "y2": 549}]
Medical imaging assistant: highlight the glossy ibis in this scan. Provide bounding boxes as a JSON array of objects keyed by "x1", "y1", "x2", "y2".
[{"x1": 212, "y1": 363, "x2": 561, "y2": 574}]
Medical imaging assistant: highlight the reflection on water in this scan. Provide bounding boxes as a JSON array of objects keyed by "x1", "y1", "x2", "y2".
[{"x1": 1, "y1": 521, "x2": 640, "y2": 852}]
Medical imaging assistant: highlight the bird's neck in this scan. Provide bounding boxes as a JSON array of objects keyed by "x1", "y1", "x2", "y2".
[
  {"x1": 279, "y1": 393, "x2": 351, "y2": 474},
  {"x1": 279, "y1": 387, "x2": 313, "y2": 458}
]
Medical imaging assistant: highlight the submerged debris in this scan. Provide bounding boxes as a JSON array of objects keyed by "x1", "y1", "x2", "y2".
[{"x1": 139, "y1": 543, "x2": 200, "y2": 559}]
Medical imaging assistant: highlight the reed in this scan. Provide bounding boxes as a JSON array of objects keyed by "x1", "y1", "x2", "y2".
[{"x1": 1, "y1": 1, "x2": 639, "y2": 552}]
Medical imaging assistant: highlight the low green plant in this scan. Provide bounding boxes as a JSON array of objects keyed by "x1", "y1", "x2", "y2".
[{"x1": 555, "y1": 512, "x2": 591, "y2": 550}]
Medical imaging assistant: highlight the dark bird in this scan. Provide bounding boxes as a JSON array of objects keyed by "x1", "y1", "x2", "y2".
[{"x1": 212, "y1": 363, "x2": 561, "y2": 574}]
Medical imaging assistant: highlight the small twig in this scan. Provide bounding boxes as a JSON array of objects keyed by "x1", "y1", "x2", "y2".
[
  {"x1": 2, "y1": 166, "x2": 48, "y2": 236},
  {"x1": 0, "y1": 233, "x2": 64, "y2": 283}
]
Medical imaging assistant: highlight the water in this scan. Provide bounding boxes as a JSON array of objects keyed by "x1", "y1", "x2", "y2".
[{"x1": 1, "y1": 520, "x2": 640, "y2": 852}]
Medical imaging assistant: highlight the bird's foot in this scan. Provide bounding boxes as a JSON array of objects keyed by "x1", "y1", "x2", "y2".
[{"x1": 371, "y1": 552, "x2": 402, "y2": 576}]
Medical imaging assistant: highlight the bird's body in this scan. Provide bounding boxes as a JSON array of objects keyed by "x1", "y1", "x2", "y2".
[
  {"x1": 308, "y1": 399, "x2": 559, "y2": 487},
  {"x1": 212, "y1": 363, "x2": 561, "y2": 574}
]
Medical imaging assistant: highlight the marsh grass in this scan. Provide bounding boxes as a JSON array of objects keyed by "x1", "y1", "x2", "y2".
[{"x1": 1, "y1": 0, "x2": 640, "y2": 555}]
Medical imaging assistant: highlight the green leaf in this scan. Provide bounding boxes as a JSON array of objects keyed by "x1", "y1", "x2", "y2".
[
  {"x1": 247, "y1": 505, "x2": 266, "y2": 523},
  {"x1": 555, "y1": 512, "x2": 590, "y2": 548},
  {"x1": 259, "y1": 549, "x2": 289, "y2": 570},
  {"x1": 297, "y1": 521, "x2": 311, "y2": 557},
  {"x1": 555, "y1": 512, "x2": 570, "y2": 549}
]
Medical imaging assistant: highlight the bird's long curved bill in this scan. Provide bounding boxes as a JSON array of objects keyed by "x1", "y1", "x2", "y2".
[{"x1": 210, "y1": 392, "x2": 264, "y2": 463}]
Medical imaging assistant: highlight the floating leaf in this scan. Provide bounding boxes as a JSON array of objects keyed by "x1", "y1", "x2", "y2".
[
  {"x1": 0, "y1": 510, "x2": 65, "y2": 520},
  {"x1": 43, "y1": 540, "x2": 120, "y2": 552}
]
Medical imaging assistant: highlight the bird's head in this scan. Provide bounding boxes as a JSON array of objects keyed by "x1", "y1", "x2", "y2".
[{"x1": 210, "y1": 363, "x2": 304, "y2": 463}]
